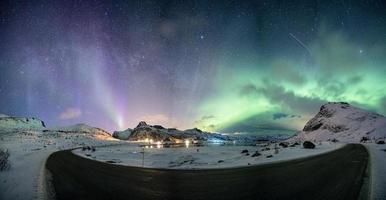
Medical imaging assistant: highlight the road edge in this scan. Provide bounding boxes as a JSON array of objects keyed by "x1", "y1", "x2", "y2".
[
  {"x1": 358, "y1": 145, "x2": 371, "y2": 200},
  {"x1": 36, "y1": 152, "x2": 57, "y2": 200}
]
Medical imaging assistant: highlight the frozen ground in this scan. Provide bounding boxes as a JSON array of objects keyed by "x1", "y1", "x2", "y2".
[
  {"x1": 73, "y1": 142, "x2": 343, "y2": 169},
  {"x1": 2, "y1": 126, "x2": 381, "y2": 200},
  {"x1": 0, "y1": 129, "x2": 121, "y2": 200},
  {"x1": 367, "y1": 144, "x2": 386, "y2": 200}
]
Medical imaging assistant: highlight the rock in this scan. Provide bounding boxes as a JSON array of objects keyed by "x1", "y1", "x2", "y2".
[
  {"x1": 279, "y1": 142, "x2": 289, "y2": 148},
  {"x1": 136, "y1": 121, "x2": 148, "y2": 128},
  {"x1": 289, "y1": 142, "x2": 300, "y2": 147},
  {"x1": 262, "y1": 147, "x2": 270, "y2": 151},
  {"x1": 329, "y1": 138, "x2": 339, "y2": 143},
  {"x1": 360, "y1": 137, "x2": 370, "y2": 143},
  {"x1": 376, "y1": 140, "x2": 385, "y2": 144},
  {"x1": 303, "y1": 141, "x2": 315, "y2": 149},
  {"x1": 241, "y1": 149, "x2": 249, "y2": 154},
  {"x1": 251, "y1": 151, "x2": 261, "y2": 157}
]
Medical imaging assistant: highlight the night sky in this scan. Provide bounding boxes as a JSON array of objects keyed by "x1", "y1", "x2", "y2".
[{"x1": 1, "y1": 0, "x2": 386, "y2": 133}]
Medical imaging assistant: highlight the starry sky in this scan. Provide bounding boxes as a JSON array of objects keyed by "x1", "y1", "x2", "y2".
[{"x1": 1, "y1": 0, "x2": 386, "y2": 133}]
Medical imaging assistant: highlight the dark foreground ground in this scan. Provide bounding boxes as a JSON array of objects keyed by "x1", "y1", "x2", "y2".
[{"x1": 46, "y1": 144, "x2": 368, "y2": 200}]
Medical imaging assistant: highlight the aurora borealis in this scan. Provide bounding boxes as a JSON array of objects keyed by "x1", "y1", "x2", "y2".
[{"x1": 1, "y1": 0, "x2": 386, "y2": 133}]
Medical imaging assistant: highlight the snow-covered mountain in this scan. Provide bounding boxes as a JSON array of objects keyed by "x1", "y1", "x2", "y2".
[
  {"x1": 296, "y1": 102, "x2": 386, "y2": 142},
  {"x1": 113, "y1": 121, "x2": 291, "y2": 143},
  {"x1": 46, "y1": 123, "x2": 111, "y2": 137},
  {"x1": 127, "y1": 121, "x2": 173, "y2": 141},
  {"x1": 112, "y1": 128, "x2": 132, "y2": 140},
  {"x1": 0, "y1": 114, "x2": 46, "y2": 130},
  {"x1": 114, "y1": 121, "x2": 226, "y2": 142}
]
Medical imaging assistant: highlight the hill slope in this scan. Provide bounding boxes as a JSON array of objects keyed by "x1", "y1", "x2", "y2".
[
  {"x1": 297, "y1": 102, "x2": 386, "y2": 142},
  {"x1": 0, "y1": 114, "x2": 46, "y2": 129}
]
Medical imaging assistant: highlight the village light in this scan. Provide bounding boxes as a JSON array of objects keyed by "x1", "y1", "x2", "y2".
[
  {"x1": 156, "y1": 141, "x2": 162, "y2": 149},
  {"x1": 185, "y1": 139, "x2": 190, "y2": 148}
]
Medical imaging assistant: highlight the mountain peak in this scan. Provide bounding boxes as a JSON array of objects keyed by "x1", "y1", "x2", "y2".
[
  {"x1": 299, "y1": 102, "x2": 386, "y2": 142},
  {"x1": 320, "y1": 102, "x2": 350, "y2": 111},
  {"x1": 136, "y1": 121, "x2": 148, "y2": 128}
]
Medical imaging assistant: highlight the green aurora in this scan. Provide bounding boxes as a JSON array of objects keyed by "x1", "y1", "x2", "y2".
[
  {"x1": 195, "y1": 30, "x2": 386, "y2": 132},
  {"x1": 1, "y1": 1, "x2": 386, "y2": 133}
]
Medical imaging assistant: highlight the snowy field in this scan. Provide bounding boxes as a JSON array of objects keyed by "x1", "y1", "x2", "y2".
[
  {"x1": 0, "y1": 129, "x2": 122, "y2": 200},
  {"x1": 73, "y1": 142, "x2": 343, "y2": 169},
  {"x1": 367, "y1": 144, "x2": 386, "y2": 200},
  {"x1": 2, "y1": 127, "x2": 383, "y2": 200}
]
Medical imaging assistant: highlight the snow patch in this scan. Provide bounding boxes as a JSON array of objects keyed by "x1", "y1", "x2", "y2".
[{"x1": 73, "y1": 142, "x2": 343, "y2": 169}]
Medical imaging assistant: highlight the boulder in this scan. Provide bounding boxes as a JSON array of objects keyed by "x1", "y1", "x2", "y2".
[
  {"x1": 303, "y1": 141, "x2": 315, "y2": 149},
  {"x1": 279, "y1": 142, "x2": 289, "y2": 148},
  {"x1": 360, "y1": 137, "x2": 370, "y2": 143},
  {"x1": 329, "y1": 138, "x2": 339, "y2": 143},
  {"x1": 376, "y1": 140, "x2": 385, "y2": 144},
  {"x1": 241, "y1": 149, "x2": 249, "y2": 154},
  {"x1": 251, "y1": 151, "x2": 261, "y2": 157}
]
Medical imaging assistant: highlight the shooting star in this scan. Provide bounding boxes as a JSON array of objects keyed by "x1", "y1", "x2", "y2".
[{"x1": 289, "y1": 33, "x2": 312, "y2": 56}]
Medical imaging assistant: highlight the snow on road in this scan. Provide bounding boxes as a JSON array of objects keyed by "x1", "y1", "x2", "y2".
[
  {"x1": 367, "y1": 144, "x2": 386, "y2": 200},
  {"x1": 73, "y1": 142, "x2": 343, "y2": 169}
]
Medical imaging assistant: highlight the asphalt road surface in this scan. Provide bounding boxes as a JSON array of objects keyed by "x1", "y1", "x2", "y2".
[{"x1": 46, "y1": 144, "x2": 368, "y2": 200}]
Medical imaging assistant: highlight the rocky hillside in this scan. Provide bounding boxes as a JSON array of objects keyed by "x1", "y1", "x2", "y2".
[
  {"x1": 113, "y1": 121, "x2": 223, "y2": 142},
  {"x1": 0, "y1": 114, "x2": 46, "y2": 129},
  {"x1": 297, "y1": 102, "x2": 386, "y2": 142}
]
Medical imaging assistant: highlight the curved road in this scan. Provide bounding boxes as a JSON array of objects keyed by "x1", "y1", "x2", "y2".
[{"x1": 46, "y1": 144, "x2": 368, "y2": 200}]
